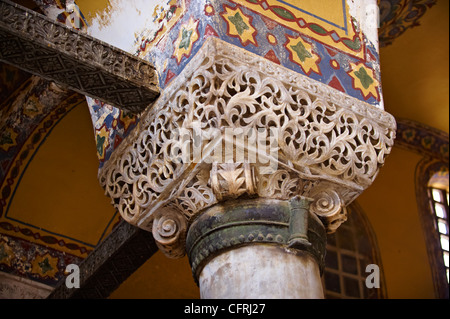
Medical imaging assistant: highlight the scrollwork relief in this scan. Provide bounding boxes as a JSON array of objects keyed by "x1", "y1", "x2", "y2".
[
  {"x1": 151, "y1": 207, "x2": 187, "y2": 258},
  {"x1": 307, "y1": 184, "x2": 346, "y2": 234},
  {"x1": 98, "y1": 37, "x2": 396, "y2": 256}
]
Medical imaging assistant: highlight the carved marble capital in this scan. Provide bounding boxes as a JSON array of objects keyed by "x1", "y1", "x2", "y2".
[{"x1": 98, "y1": 37, "x2": 396, "y2": 258}]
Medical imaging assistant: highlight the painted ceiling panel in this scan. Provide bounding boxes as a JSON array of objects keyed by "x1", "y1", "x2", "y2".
[{"x1": 6, "y1": 102, "x2": 116, "y2": 248}]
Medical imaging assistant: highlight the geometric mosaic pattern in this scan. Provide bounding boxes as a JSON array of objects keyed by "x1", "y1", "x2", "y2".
[
  {"x1": 395, "y1": 118, "x2": 449, "y2": 162},
  {"x1": 0, "y1": 232, "x2": 83, "y2": 287},
  {"x1": 138, "y1": 0, "x2": 382, "y2": 106}
]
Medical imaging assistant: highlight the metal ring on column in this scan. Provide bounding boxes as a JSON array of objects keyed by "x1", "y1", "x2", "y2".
[{"x1": 185, "y1": 197, "x2": 327, "y2": 284}]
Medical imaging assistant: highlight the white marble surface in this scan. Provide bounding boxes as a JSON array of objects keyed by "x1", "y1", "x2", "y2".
[{"x1": 199, "y1": 245, "x2": 324, "y2": 299}]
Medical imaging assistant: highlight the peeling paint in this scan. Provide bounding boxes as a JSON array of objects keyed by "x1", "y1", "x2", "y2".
[
  {"x1": 347, "y1": 0, "x2": 383, "y2": 108},
  {"x1": 347, "y1": 0, "x2": 380, "y2": 50},
  {"x1": 87, "y1": 0, "x2": 169, "y2": 53}
]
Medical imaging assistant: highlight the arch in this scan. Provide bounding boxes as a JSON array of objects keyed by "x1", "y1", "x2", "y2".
[{"x1": 415, "y1": 159, "x2": 449, "y2": 298}]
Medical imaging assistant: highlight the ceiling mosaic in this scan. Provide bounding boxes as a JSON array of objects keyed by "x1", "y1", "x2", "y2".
[{"x1": 0, "y1": 78, "x2": 120, "y2": 287}]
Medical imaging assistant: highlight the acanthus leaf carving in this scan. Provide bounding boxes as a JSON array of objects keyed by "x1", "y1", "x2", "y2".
[{"x1": 210, "y1": 162, "x2": 256, "y2": 201}]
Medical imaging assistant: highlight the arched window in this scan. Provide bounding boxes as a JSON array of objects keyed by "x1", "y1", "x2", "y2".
[
  {"x1": 428, "y1": 171, "x2": 449, "y2": 284},
  {"x1": 322, "y1": 202, "x2": 386, "y2": 299},
  {"x1": 394, "y1": 118, "x2": 449, "y2": 298},
  {"x1": 416, "y1": 159, "x2": 449, "y2": 298}
]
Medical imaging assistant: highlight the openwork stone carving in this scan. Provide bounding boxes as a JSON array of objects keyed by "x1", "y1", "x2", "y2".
[
  {"x1": 0, "y1": 0, "x2": 159, "y2": 113},
  {"x1": 98, "y1": 37, "x2": 396, "y2": 257}
]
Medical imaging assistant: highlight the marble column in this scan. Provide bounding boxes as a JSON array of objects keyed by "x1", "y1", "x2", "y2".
[
  {"x1": 199, "y1": 245, "x2": 323, "y2": 299},
  {"x1": 186, "y1": 198, "x2": 326, "y2": 299},
  {"x1": 96, "y1": 0, "x2": 396, "y2": 299},
  {"x1": 98, "y1": 37, "x2": 396, "y2": 298}
]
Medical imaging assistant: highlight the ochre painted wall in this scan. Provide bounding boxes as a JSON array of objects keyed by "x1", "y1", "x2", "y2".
[
  {"x1": 7, "y1": 103, "x2": 116, "y2": 248},
  {"x1": 380, "y1": 0, "x2": 449, "y2": 134},
  {"x1": 358, "y1": 147, "x2": 435, "y2": 298},
  {"x1": 110, "y1": 251, "x2": 200, "y2": 299}
]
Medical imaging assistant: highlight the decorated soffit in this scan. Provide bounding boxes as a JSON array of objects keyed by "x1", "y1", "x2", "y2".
[
  {"x1": 0, "y1": 75, "x2": 119, "y2": 287},
  {"x1": 0, "y1": 1, "x2": 117, "y2": 289},
  {"x1": 395, "y1": 118, "x2": 449, "y2": 163},
  {"x1": 378, "y1": 0, "x2": 437, "y2": 47}
]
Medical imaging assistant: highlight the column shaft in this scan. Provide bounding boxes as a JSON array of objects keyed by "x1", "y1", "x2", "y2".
[
  {"x1": 199, "y1": 245, "x2": 323, "y2": 299},
  {"x1": 186, "y1": 198, "x2": 327, "y2": 299}
]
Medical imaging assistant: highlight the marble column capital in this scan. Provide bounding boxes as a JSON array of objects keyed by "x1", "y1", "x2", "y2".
[{"x1": 98, "y1": 37, "x2": 396, "y2": 258}]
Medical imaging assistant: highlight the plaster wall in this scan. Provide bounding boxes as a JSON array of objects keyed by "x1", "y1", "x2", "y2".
[{"x1": 358, "y1": 147, "x2": 435, "y2": 298}]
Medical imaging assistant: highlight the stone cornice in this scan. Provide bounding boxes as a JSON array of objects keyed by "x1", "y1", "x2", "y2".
[{"x1": 0, "y1": 0, "x2": 159, "y2": 114}]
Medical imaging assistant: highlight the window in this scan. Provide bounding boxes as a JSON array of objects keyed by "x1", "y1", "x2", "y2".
[
  {"x1": 395, "y1": 118, "x2": 448, "y2": 297},
  {"x1": 428, "y1": 172, "x2": 449, "y2": 284},
  {"x1": 322, "y1": 202, "x2": 386, "y2": 299},
  {"x1": 416, "y1": 159, "x2": 449, "y2": 298}
]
